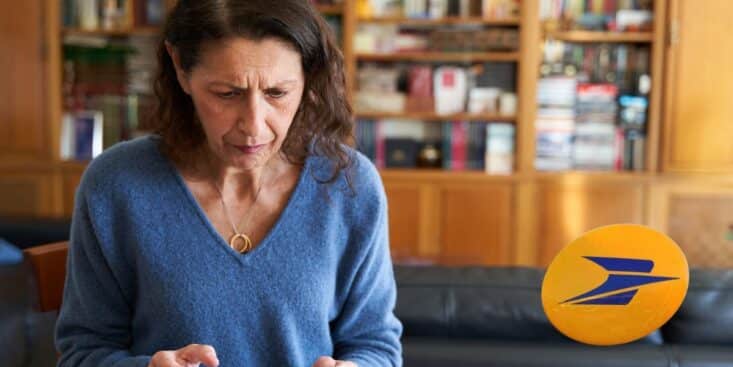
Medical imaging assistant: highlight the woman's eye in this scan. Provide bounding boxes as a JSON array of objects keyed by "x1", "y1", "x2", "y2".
[
  {"x1": 266, "y1": 89, "x2": 287, "y2": 99},
  {"x1": 217, "y1": 91, "x2": 238, "y2": 99}
]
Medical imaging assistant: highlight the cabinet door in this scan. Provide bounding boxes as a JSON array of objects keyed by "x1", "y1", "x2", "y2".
[
  {"x1": 662, "y1": 0, "x2": 733, "y2": 172},
  {"x1": 0, "y1": 0, "x2": 49, "y2": 159},
  {"x1": 536, "y1": 178, "x2": 646, "y2": 266},
  {"x1": 438, "y1": 183, "x2": 514, "y2": 265},
  {"x1": 383, "y1": 183, "x2": 423, "y2": 261},
  {"x1": 648, "y1": 180, "x2": 733, "y2": 268},
  {"x1": 62, "y1": 168, "x2": 84, "y2": 217},
  {"x1": 0, "y1": 173, "x2": 58, "y2": 217}
]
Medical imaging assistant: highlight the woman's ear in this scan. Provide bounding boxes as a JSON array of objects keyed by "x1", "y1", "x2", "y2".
[{"x1": 165, "y1": 41, "x2": 192, "y2": 95}]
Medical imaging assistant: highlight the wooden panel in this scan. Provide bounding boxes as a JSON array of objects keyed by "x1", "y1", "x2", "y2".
[
  {"x1": 384, "y1": 184, "x2": 421, "y2": 261},
  {"x1": 663, "y1": 0, "x2": 733, "y2": 172},
  {"x1": 517, "y1": 0, "x2": 540, "y2": 173},
  {"x1": 645, "y1": 0, "x2": 667, "y2": 172},
  {"x1": 439, "y1": 183, "x2": 514, "y2": 265},
  {"x1": 0, "y1": 0, "x2": 48, "y2": 159},
  {"x1": 647, "y1": 180, "x2": 733, "y2": 268},
  {"x1": 62, "y1": 169, "x2": 83, "y2": 216},
  {"x1": 0, "y1": 173, "x2": 56, "y2": 217},
  {"x1": 24, "y1": 241, "x2": 68, "y2": 312},
  {"x1": 536, "y1": 178, "x2": 646, "y2": 266}
]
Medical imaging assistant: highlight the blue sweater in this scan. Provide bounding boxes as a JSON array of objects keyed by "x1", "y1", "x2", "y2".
[{"x1": 55, "y1": 136, "x2": 402, "y2": 367}]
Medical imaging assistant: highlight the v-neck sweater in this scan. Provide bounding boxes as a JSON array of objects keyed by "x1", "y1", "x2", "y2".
[{"x1": 55, "y1": 136, "x2": 402, "y2": 367}]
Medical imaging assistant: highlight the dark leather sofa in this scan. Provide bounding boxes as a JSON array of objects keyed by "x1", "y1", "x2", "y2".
[
  {"x1": 0, "y1": 217, "x2": 71, "y2": 250},
  {"x1": 394, "y1": 265, "x2": 733, "y2": 367},
  {"x1": 1, "y1": 217, "x2": 70, "y2": 367}
]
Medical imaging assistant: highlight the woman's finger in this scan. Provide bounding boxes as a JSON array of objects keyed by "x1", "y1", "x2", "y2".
[
  {"x1": 178, "y1": 344, "x2": 219, "y2": 366},
  {"x1": 334, "y1": 361, "x2": 358, "y2": 367},
  {"x1": 312, "y1": 356, "x2": 336, "y2": 367}
]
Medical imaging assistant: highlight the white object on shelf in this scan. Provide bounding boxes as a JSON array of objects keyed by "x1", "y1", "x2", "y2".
[
  {"x1": 485, "y1": 123, "x2": 515, "y2": 174},
  {"x1": 499, "y1": 92, "x2": 517, "y2": 116},
  {"x1": 78, "y1": 0, "x2": 100, "y2": 30},
  {"x1": 468, "y1": 87, "x2": 501, "y2": 114},
  {"x1": 434, "y1": 67, "x2": 468, "y2": 115}
]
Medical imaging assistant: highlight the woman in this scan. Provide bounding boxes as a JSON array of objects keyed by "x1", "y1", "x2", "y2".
[{"x1": 54, "y1": 1, "x2": 402, "y2": 366}]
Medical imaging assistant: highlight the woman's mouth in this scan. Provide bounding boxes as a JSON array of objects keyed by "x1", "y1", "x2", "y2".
[{"x1": 233, "y1": 143, "x2": 266, "y2": 154}]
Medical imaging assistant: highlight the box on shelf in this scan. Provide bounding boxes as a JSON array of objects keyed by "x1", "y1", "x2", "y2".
[{"x1": 434, "y1": 67, "x2": 468, "y2": 115}]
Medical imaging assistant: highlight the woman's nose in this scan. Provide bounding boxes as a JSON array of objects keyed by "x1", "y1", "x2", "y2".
[{"x1": 236, "y1": 92, "x2": 266, "y2": 137}]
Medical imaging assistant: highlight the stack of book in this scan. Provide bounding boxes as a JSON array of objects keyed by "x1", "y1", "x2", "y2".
[
  {"x1": 355, "y1": 119, "x2": 514, "y2": 174},
  {"x1": 60, "y1": 36, "x2": 154, "y2": 160},
  {"x1": 573, "y1": 83, "x2": 619, "y2": 170},
  {"x1": 535, "y1": 76, "x2": 577, "y2": 171},
  {"x1": 63, "y1": 0, "x2": 165, "y2": 30}
]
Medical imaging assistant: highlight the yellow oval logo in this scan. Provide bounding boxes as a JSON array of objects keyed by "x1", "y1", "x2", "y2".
[{"x1": 542, "y1": 224, "x2": 689, "y2": 346}]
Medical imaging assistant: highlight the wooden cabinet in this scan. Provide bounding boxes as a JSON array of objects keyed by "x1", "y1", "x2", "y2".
[
  {"x1": 648, "y1": 178, "x2": 733, "y2": 268},
  {"x1": 0, "y1": 170, "x2": 60, "y2": 217},
  {"x1": 439, "y1": 183, "x2": 514, "y2": 265},
  {"x1": 534, "y1": 175, "x2": 647, "y2": 266},
  {"x1": 61, "y1": 165, "x2": 85, "y2": 216},
  {"x1": 383, "y1": 183, "x2": 423, "y2": 260},
  {"x1": 0, "y1": 0, "x2": 51, "y2": 160},
  {"x1": 662, "y1": 0, "x2": 733, "y2": 172},
  {"x1": 382, "y1": 171, "x2": 514, "y2": 265}
]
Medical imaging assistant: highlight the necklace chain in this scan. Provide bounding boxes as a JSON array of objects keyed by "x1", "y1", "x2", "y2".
[{"x1": 212, "y1": 172, "x2": 266, "y2": 253}]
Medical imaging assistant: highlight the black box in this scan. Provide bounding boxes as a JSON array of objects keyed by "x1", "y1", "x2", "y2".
[{"x1": 385, "y1": 138, "x2": 418, "y2": 168}]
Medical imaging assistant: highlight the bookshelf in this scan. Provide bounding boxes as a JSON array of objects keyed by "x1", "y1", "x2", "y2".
[
  {"x1": 355, "y1": 51, "x2": 520, "y2": 62},
  {"x1": 544, "y1": 30, "x2": 654, "y2": 43},
  {"x1": 12, "y1": 0, "x2": 733, "y2": 269},
  {"x1": 62, "y1": 27, "x2": 161, "y2": 37},
  {"x1": 358, "y1": 16, "x2": 520, "y2": 26},
  {"x1": 356, "y1": 111, "x2": 516, "y2": 122},
  {"x1": 315, "y1": 3, "x2": 344, "y2": 15}
]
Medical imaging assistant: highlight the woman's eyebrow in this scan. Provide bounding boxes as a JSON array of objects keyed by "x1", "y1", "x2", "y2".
[{"x1": 212, "y1": 80, "x2": 299, "y2": 90}]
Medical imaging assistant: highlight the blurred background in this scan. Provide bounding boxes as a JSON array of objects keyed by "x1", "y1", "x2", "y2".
[{"x1": 1, "y1": 0, "x2": 732, "y2": 268}]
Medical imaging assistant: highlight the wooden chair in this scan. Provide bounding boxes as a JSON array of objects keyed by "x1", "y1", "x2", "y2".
[{"x1": 23, "y1": 241, "x2": 69, "y2": 312}]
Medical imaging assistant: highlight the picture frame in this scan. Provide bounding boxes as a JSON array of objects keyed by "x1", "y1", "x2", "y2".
[{"x1": 60, "y1": 110, "x2": 104, "y2": 161}]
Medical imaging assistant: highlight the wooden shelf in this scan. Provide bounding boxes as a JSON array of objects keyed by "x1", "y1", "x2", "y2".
[
  {"x1": 380, "y1": 168, "x2": 517, "y2": 182},
  {"x1": 358, "y1": 16, "x2": 520, "y2": 26},
  {"x1": 380, "y1": 169, "x2": 651, "y2": 183},
  {"x1": 356, "y1": 111, "x2": 516, "y2": 122},
  {"x1": 544, "y1": 31, "x2": 654, "y2": 43},
  {"x1": 356, "y1": 51, "x2": 519, "y2": 62},
  {"x1": 62, "y1": 27, "x2": 161, "y2": 37},
  {"x1": 531, "y1": 171, "x2": 652, "y2": 182},
  {"x1": 315, "y1": 4, "x2": 343, "y2": 15}
]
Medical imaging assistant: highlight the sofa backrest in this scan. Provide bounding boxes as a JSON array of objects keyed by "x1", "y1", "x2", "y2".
[
  {"x1": 394, "y1": 265, "x2": 571, "y2": 342},
  {"x1": 662, "y1": 268, "x2": 733, "y2": 345},
  {"x1": 394, "y1": 265, "x2": 663, "y2": 344}
]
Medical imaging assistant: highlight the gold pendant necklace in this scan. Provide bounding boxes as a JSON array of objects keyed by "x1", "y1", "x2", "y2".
[{"x1": 213, "y1": 174, "x2": 265, "y2": 254}]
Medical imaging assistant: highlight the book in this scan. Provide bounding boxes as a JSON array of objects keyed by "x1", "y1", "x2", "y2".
[
  {"x1": 61, "y1": 111, "x2": 104, "y2": 161},
  {"x1": 485, "y1": 123, "x2": 514, "y2": 174}
]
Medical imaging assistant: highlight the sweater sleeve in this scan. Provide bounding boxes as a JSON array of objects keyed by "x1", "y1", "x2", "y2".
[
  {"x1": 331, "y1": 194, "x2": 403, "y2": 367},
  {"x1": 55, "y1": 191, "x2": 151, "y2": 367}
]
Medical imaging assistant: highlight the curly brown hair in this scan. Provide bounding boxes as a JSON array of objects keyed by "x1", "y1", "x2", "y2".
[{"x1": 148, "y1": 0, "x2": 354, "y2": 183}]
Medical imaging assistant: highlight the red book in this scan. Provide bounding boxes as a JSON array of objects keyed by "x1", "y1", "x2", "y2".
[
  {"x1": 375, "y1": 120, "x2": 385, "y2": 169},
  {"x1": 451, "y1": 121, "x2": 468, "y2": 170},
  {"x1": 614, "y1": 126, "x2": 624, "y2": 171}
]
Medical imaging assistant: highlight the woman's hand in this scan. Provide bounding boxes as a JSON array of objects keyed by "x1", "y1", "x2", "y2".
[
  {"x1": 148, "y1": 344, "x2": 219, "y2": 367},
  {"x1": 311, "y1": 356, "x2": 358, "y2": 367}
]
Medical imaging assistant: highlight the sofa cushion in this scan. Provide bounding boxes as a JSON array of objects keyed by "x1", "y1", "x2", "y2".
[
  {"x1": 394, "y1": 265, "x2": 663, "y2": 344},
  {"x1": 0, "y1": 238, "x2": 23, "y2": 265},
  {"x1": 0, "y1": 260, "x2": 34, "y2": 367},
  {"x1": 402, "y1": 337, "x2": 670, "y2": 367},
  {"x1": 0, "y1": 217, "x2": 70, "y2": 250},
  {"x1": 661, "y1": 269, "x2": 733, "y2": 345},
  {"x1": 663, "y1": 345, "x2": 733, "y2": 367}
]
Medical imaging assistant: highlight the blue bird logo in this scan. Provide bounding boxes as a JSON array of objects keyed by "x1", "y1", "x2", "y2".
[{"x1": 562, "y1": 256, "x2": 679, "y2": 305}]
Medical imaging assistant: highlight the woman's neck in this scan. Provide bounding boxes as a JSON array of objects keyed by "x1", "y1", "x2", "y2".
[{"x1": 182, "y1": 145, "x2": 284, "y2": 200}]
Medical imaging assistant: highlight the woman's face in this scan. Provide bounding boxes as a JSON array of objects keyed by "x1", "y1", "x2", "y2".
[{"x1": 173, "y1": 37, "x2": 305, "y2": 171}]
